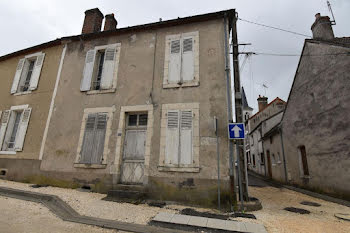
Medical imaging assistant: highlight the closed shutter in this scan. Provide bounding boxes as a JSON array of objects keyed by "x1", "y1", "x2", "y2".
[
  {"x1": 181, "y1": 37, "x2": 194, "y2": 82},
  {"x1": 168, "y1": 39, "x2": 181, "y2": 83},
  {"x1": 165, "y1": 110, "x2": 179, "y2": 165},
  {"x1": 0, "y1": 110, "x2": 10, "y2": 149},
  {"x1": 80, "y1": 50, "x2": 96, "y2": 91},
  {"x1": 29, "y1": 53, "x2": 45, "y2": 90},
  {"x1": 14, "y1": 108, "x2": 32, "y2": 151},
  {"x1": 11, "y1": 59, "x2": 25, "y2": 94},
  {"x1": 80, "y1": 114, "x2": 96, "y2": 163},
  {"x1": 180, "y1": 110, "x2": 193, "y2": 165},
  {"x1": 91, "y1": 113, "x2": 107, "y2": 164},
  {"x1": 100, "y1": 45, "x2": 117, "y2": 90}
]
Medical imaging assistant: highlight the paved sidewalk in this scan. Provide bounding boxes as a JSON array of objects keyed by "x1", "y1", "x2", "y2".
[{"x1": 152, "y1": 212, "x2": 267, "y2": 233}]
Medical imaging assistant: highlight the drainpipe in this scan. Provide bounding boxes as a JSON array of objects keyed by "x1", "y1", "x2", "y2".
[
  {"x1": 279, "y1": 125, "x2": 288, "y2": 183},
  {"x1": 223, "y1": 13, "x2": 236, "y2": 209}
]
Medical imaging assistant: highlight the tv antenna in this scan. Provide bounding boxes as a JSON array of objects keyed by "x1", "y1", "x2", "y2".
[
  {"x1": 327, "y1": 1, "x2": 336, "y2": 25},
  {"x1": 262, "y1": 84, "x2": 268, "y2": 96}
]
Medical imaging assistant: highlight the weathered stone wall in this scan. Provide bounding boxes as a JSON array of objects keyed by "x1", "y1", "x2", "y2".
[{"x1": 282, "y1": 41, "x2": 350, "y2": 200}]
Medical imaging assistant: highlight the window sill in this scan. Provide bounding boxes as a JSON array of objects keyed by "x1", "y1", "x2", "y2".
[
  {"x1": 0, "y1": 151, "x2": 16, "y2": 155},
  {"x1": 158, "y1": 166, "x2": 200, "y2": 173},
  {"x1": 163, "y1": 81, "x2": 199, "y2": 89},
  {"x1": 13, "y1": 91, "x2": 32, "y2": 96},
  {"x1": 86, "y1": 88, "x2": 116, "y2": 95},
  {"x1": 74, "y1": 163, "x2": 107, "y2": 169}
]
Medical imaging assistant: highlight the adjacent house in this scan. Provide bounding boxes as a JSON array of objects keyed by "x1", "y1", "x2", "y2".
[
  {"x1": 0, "y1": 8, "x2": 238, "y2": 206},
  {"x1": 0, "y1": 39, "x2": 63, "y2": 181},
  {"x1": 247, "y1": 96, "x2": 286, "y2": 177},
  {"x1": 281, "y1": 14, "x2": 350, "y2": 200}
]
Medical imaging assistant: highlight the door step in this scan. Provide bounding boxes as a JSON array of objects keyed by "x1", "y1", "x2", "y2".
[{"x1": 105, "y1": 189, "x2": 147, "y2": 203}]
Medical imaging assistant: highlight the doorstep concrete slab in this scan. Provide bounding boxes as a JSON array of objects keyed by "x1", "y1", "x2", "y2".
[
  {"x1": 206, "y1": 218, "x2": 228, "y2": 230},
  {"x1": 153, "y1": 212, "x2": 175, "y2": 222},
  {"x1": 187, "y1": 216, "x2": 208, "y2": 227},
  {"x1": 170, "y1": 214, "x2": 191, "y2": 225},
  {"x1": 244, "y1": 222, "x2": 268, "y2": 233},
  {"x1": 153, "y1": 212, "x2": 267, "y2": 233}
]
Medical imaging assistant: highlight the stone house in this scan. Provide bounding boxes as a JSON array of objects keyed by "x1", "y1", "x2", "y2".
[
  {"x1": 0, "y1": 8, "x2": 238, "y2": 206},
  {"x1": 247, "y1": 96, "x2": 286, "y2": 176},
  {"x1": 281, "y1": 14, "x2": 350, "y2": 200},
  {"x1": 0, "y1": 39, "x2": 64, "y2": 181}
]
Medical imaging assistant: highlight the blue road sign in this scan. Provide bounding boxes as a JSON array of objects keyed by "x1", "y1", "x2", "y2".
[{"x1": 228, "y1": 123, "x2": 245, "y2": 139}]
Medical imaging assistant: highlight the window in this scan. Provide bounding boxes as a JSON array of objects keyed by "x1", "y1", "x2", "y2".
[
  {"x1": 127, "y1": 113, "x2": 148, "y2": 127},
  {"x1": 158, "y1": 103, "x2": 199, "y2": 172},
  {"x1": 277, "y1": 152, "x2": 281, "y2": 163},
  {"x1": 11, "y1": 53, "x2": 45, "y2": 94},
  {"x1": 298, "y1": 145, "x2": 310, "y2": 177},
  {"x1": 252, "y1": 154, "x2": 256, "y2": 166},
  {"x1": 272, "y1": 153, "x2": 276, "y2": 165},
  {"x1": 163, "y1": 31, "x2": 199, "y2": 88},
  {"x1": 75, "y1": 107, "x2": 114, "y2": 167},
  {"x1": 80, "y1": 43, "x2": 121, "y2": 93},
  {"x1": 0, "y1": 106, "x2": 32, "y2": 152},
  {"x1": 260, "y1": 153, "x2": 265, "y2": 165}
]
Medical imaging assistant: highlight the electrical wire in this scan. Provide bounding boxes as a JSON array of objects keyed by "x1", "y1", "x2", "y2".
[
  {"x1": 240, "y1": 52, "x2": 349, "y2": 57},
  {"x1": 238, "y1": 17, "x2": 312, "y2": 38}
]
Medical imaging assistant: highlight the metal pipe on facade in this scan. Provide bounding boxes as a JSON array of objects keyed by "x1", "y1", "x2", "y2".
[{"x1": 279, "y1": 125, "x2": 288, "y2": 183}]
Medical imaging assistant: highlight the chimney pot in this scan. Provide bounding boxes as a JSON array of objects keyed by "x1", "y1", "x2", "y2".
[
  {"x1": 104, "y1": 13, "x2": 118, "y2": 31},
  {"x1": 82, "y1": 8, "x2": 104, "y2": 34},
  {"x1": 311, "y1": 13, "x2": 334, "y2": 40}
]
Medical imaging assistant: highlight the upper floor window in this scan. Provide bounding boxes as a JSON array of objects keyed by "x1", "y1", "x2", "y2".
[
  {"x1": 80, "y1": 43, "x2": 121, "y2": 93},
  {"x1": 0, "y1": 105, "x2": 32, "y2": 152},
  {"x1": 11, "y1": 52, "x2": 45, "y2": 94},
  {"x1": 163, "y1": 31, "x2": 199, "y2": 88}
]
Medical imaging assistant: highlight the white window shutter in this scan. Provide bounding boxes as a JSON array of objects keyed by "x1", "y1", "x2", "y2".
[
  {"x1": 29, "y1": 53, "x2": 45, "y2": 90},
  {"x1": 181, "y1": 37, "x2": 194, "y2": 82},
  {"x1": 165, "y1": 110, "x2": 179, "y2": 165},
  {"x1": 11, "y1": 59, "x2": 25, "y2": 94},
  {"x1": 14, "y1": 108, "x2": 32, "y2": 151},
  {"x1": 91, "y1": 113, "x2": 107, "y2": 164},
  {"x1": 100, "y1": 45, "x2": 117, "y2": 90},
  {"x1": 168, "y1": 39, "x2": 181, "y2": 83},
  {"x1": 80, "y1": 113, "x2": 97, "y2": 163},
  {"x1": 0, "y1": 110, "x2": 9, "y2": 149},
  {"x1": 180, "y1": 110, "x2": 193, "y2": 165},
  {"x1": 80, "y1": 50, "x2": 96, "y2": 91}
]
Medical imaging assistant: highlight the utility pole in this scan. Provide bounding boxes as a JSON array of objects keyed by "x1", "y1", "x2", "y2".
[{"x1": 231, "y1": 13, "x2": 249, "y2": 202}]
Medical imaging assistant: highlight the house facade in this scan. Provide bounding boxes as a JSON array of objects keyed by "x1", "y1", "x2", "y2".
[
  {"x1": 20, "y1": 8, "x2": 237, "y2": 206},
  {"x1": 281, "y1": 14, "x2": 350, "y2": 200},
  {"x1": 247, "y1": 96, "x2": 286, "y2": 177},
  {"x1": 0, "y1": 40, "x2": 63, "y2": 181}
]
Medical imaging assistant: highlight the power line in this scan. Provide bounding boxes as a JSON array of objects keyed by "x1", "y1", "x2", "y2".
[
  {"x1": 238, "y1": 17, "x2": 312, "y2": 38},
  {"x1": 255, "y1": 52, "x2": 349, "y2": 57}
]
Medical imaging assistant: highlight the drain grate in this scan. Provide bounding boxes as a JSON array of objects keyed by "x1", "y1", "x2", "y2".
[
  {"x1": 284, "y1": 207, "x2": 310, "y2": 214},
  {"x1": 300, "y1": 201, "x2": 321, "y2": 207}
]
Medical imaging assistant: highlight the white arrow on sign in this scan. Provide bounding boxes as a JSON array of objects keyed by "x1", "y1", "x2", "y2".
[{"x1": 231, "y1": 125, "x2": 242, "y2": 138}]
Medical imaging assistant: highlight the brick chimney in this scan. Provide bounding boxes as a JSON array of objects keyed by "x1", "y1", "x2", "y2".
[
  {"x1": 104, "y1": 14, "x2": 118, "y2": 31},
  {"x1": 257, "y1": 95, "x2": 268, "y2": 111},
  {"x1": 311, "y1": 13, "x2": 334, "y2": 40},
  {"x1": 82, "y1": 8, "x2": 104, "y2": 34}
]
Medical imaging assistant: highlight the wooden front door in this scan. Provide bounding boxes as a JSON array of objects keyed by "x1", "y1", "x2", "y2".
[
  {"x1": 266, "y1": 150, "x2": 272, "y2": 178},
  {"x1": 120, "y1": 113, "x2": 148, "y2": 185}
]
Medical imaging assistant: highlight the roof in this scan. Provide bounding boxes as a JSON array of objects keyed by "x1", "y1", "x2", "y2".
[
  {"x1": 248, "y1": 97, "x2": 286, "y2": 121},
  {"x1": 242, "y1": 87, "x2": 253, "y2": 110},
  {"x1": 249, "y1": 110, "x2": 284, "y2": 135},
  {"x1": 0, "y1": 9, "x2": 235, "y2": 61},
  {"x1": 262, "y1": 123, "x2": 281, "y2": 139}
]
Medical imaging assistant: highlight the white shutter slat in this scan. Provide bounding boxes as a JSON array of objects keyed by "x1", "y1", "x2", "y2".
[
  {"x1": 180, "y1": 110, "x2": 193, "y2": 165},
  {"x1": 181, "y1": 37, "x2": 194, "y2": 82},
  {"x1": 14, "y1": 108, "x2": 31, "y2": 151},
  {"x1": 11, "y1": 59, "x2": 25, "y2": 94},
  {"x1": 0, "y1": 110, "x2": 10, "y2": 150},
  {"x1": 168, "y1": 39, "x2": 181, "y2": 83},
  {"x1": 165, "y1": 110, "x2": 179, "y2": 165},
  {"x1": 29, "y1": 53, "x2": 45, "y2": 90},
  {"x1": 80, "y1": 50, "x2": 96, "y2": 91},
  {"x1": 100, "y1": 45, "x2": 117, "y2": 90}
]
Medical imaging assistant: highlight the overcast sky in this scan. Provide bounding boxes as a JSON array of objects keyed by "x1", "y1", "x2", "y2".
[{"x1": 1, "y1": 0, "x2": 349, "y2": 112}]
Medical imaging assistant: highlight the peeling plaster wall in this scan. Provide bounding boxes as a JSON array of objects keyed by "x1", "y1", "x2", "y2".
[
  {"x1": 282, "y1": 41, "x2": 350, "y2": 199},
  {"x1": 40, "y1": 18, "x2": 231, "y2": 196}
]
